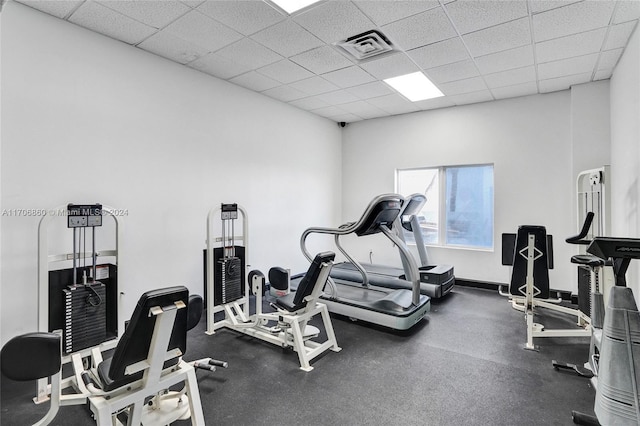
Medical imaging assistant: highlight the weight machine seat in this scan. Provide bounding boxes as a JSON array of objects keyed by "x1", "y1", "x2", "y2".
[
  {"x1": 1, "y1": 332, "x2": 61, "y2": 381},
  {"x1": 570, "y1": 254, "x2": 605, "y2": 268},
  {"x1": 275, "y1": 251, "x2": 335, "y2": 312},
  {"x1": 97, "y1": 286, "x2": 189, "y2": 392}
]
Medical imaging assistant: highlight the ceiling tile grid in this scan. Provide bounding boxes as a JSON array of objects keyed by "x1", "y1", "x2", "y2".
[{"x1": 15, "y1": 0, "x2": 640, "y2": 123}]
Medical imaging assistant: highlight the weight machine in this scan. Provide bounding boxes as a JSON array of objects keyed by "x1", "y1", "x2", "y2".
[{"x1": 205, "y1": 203, "x2": 341, "y2": 372}]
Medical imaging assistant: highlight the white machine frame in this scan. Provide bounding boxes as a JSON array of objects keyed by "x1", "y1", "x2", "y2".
[
  {"x1": 205, "y1": 203, "x2": 341, "y2": 372},
  {"x1": 25, "y1": 300, "x2": 207, "y2": 426},
  {"x1": 36, "y1": 204, "x2": 123, "y2": 404}
]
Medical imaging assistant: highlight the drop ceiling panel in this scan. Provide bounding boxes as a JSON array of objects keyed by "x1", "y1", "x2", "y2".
[
  {"x1": 484, "y1": 66, "x2": 536, "y2": 89},
  {"x1": 537, "y1": 53, "x2": 599, "y2": 80},
  {"x1": 414, "y1": 96, "x2": 456, "y2": 111},
  {"x1": 188, "y1": 52, "x2": 252, "y2": 79},
  {"x1": 69, "y1": 1, "x2": 157, "y2": 45},
  {"x1": 18, "y1": 0, "x2": 83, "y2": 18},
  {"x1": 463, "y1": 17, "x2": 531, "y2": 57},
  {"x1": 425, "y1": 60, "x2": 480, "y2": 84},
  {"x1": 604, "y1": 20, "x2": 639, "y2": 50},
  {"x1": 257, "y1": 59, "x2": 315, "y2": 84},
  {"x1": 316, "y1": 89, "x2": 361, "y2": 105},
  {"x1": 338, "y1": 100, "x2": 388, "y2": 118},
  {"x1": 367, "y1": 93, "x2": 421, "y2": 115},
  {"x1": 532, "y1": 1, "x2": 616, "y2": 42},
  {"x1": 262, "y1": 85, "x2": 307, "y2": 102},
  {"x1": 312, "y1": 105, "x2": 349, "y2": 118},
  {"x1": 289, "y1": 96, "x2": 331, "y2": 111},
  {"x1": 528, "y1": 1, "x2": 582, "y2": 14},
  {"x1": 290, "y1": 46, "x2": 354, "y2": 75},
  {"x1": 594, "y1": 68, "x2": 613, "y2": 80},
  {"x1": 196, "y1": 0, "x2": 285, "y2": 36},
  {"x1": 138, "y1": 30, "x2": 208, "y2": 64},
  {"x1": 353, "y1": 0, "x2": 439, "y2": 27},
  {"x1": 215, "y1": 38, "x2": 283, "y2": 69},
  {"x1": 381, "y1": 7, "x2": 458, "y2": 50},
  {"x1": 535, "y1": 28, "x2": 607, "y2": 64},
  {"x1": 539, "y1": 72, "x2": 592, "y2": 93},
  {"x1": 474, "y1": 45, "x2": 534, "y2": 74},
  {"x1": 251, "y1": 20, "x2": 324, "y2": 58},
  {"x1": 163, "y1": 10, "x2": 243, "y2": 52},
  {"x1": 598, "y1": 48, "x2": 624, "y2": 69},
  {"x1": 449, "y1": 89, "x2": 494, "y2": 106},
  {"x1": 293, "y1": 1, "x2": 376, "y2": 44},
  {"x1": 443, "y1": 0, "x2": 528, "y2": 35},
  {"x1": 613, "y1": 0, "x2": 640, "y2": 24},
  {"x1": 407, "y1": 37, "x2": 471, "y2": 70},
  {"x1": 359, "y1": 53, "x2": 419, "y2": 80},
  {"x1": 439, "y1": 76, "x2": 488, "y2": 96},
  {"x1": 346, "y1": 81, "x2": 395, "y2": 100},
  {"x1": 230, "y1": 71, "x2": 281, "y2": 92},
  {"x1": 97, "y1": 0, "x2": 190, "y2": 28},
  {"x1": 321, "y1": 66, "x2": 376, "y2": 88},
  {"x1": 491, "y1": 81, "x2": 538, "y2": 100},
  {"x1": 288, "y1": 76, "x2": 340, "y2": 96}
]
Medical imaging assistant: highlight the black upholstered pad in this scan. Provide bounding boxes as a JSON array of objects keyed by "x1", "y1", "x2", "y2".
[
  {"x1": 98, "y1": 286, "x2": 189, "y2": 392},
  {"x1": 509, "y1": 226, "x2": 551, "y2": 299},
  {"x1": 571, "y1": 254, "x2": 605, "y2": 268},
  {"x1": 275, "y1": 251, "x2": 335, "y2": 312},
  {"x1": 1, "y1": 332, "x2": 61, "y2": 381}
]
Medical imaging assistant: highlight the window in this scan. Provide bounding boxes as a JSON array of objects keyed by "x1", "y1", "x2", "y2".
[{"x1": 396, "y1": 164, "x2": 494, "y2": 250}]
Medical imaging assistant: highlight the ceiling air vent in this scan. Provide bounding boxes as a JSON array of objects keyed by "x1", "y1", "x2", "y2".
[{"x1": 335, "y1": 30, "x2": 395, "y2": 62}]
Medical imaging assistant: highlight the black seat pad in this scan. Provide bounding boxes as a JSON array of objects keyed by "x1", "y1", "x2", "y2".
[{"x1": 1, "y1": 332, "x2": 61, "y2": 381}]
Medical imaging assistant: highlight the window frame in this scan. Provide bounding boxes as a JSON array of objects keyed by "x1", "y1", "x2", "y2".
[{"x1": 395, "y1": 163, "x2": 495, "y2": 251}]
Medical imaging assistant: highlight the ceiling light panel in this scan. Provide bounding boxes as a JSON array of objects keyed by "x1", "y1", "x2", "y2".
[
  {"x1": 384, "y1": 72, "x2": 444, "y2": 102},
  {"x1": 269, "y1": 0, "x2": 322, "y2": 15}
]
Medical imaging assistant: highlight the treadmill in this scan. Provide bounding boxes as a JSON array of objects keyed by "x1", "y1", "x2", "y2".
[
  {"x1": 330, "y1": 193, "x2": 455, "y2": 298},
  {"x1": 297, "y1": 193, "x2": 431, "y2": 331}
]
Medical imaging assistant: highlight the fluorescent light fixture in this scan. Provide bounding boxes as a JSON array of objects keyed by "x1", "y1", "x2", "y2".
[
  {"x1": 269, "y1": 0, "x2": 322, "y2": 14},
  {"x1": 384, "y1": 72, "x2": 444, "y2": 102}
]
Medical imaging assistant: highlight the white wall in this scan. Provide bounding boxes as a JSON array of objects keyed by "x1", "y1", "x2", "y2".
[
  {"x1": 0, "y1": 2, "x2": 342, "y2": 343},
  {"x1": 610, "y1": 24, "x2": 640, "y2": 296},
  {"x1": 341, "y1": 86, "x2": 610, "y2": 290}
]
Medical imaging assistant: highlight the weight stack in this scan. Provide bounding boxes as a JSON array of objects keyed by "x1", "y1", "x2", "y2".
[
  {"x1": 215, "y1": 257, "x2": 243, "y2": 305},
  {"x1": 62, "y1": 283, "x2": 107, "y2": 354}
]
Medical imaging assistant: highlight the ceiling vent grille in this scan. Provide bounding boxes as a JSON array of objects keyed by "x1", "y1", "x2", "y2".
[{"x1": 335, "y1": 30, "x2": 395, "y2": 62}]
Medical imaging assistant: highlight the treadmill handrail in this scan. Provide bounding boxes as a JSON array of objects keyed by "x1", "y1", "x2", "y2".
[{"x1": 300, "y1": 193, "x2": 422, "y2": 306}]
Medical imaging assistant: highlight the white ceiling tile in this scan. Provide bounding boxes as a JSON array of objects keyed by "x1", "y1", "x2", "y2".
[
  {"x1": 367, "y1": 93, "x2": 421, "y2": 115},
  {"x1": 598, "y1": 48, "x2": 624, "y2": 69},
  {"x1": 414, "y1": 96, "x2": 455, "y2": 111},
  {"x1": 354, "y1": 0, "x2": 439, "y2": 27},
  {"x1": 197, "y1": 0, "x2": 285, "y2": 36},
  {"x1": 289, "y1": 96, "x2": 331, "y2": 111},
  {"x1": 97, "y1": 0, "x2": 190, "y2": 28},
  {"x1": 262, "y1": 85, "x2": 307, "y2": 102},
  {"x1": 484, "y1": 65, "x2": 536, "y2": 89},
  {"x1": 535, "y1": 28, "x2": 607, "y2": 64},
  {"x1": 603, "y1": 20, "x2": 638, "y2": 50},
  {"x1": 338, "y1": 100, "x2": 388, "y2": 118},
  {"x1": 180, "y1": 1, "x2": 205, "y2": 7},
  {"x1": 438, "y1": 76, "x2": 488, "y2": 96},
  {"x1": 321, "y1": 66, "x2": 376, "y2": 88},
  {"x1": 491, "y1": 81, "x2": 539, "y2": 100},
  {"x1": 290, "y1": 46, "x2": 354, "y2": 74},
  {"x1": 289, "y1": 76, "x2": 340, "y2": 96},
  {"x1": 594, "y1": 68, "x2": 613, "y2": 80},
  {"x1": 613, "y1": 0, "x2": 640, "y2": 24},
  {"x1": 443, "y1": 0, "x2": 528, "y2": 35},
  {"x1": 163, "y1": 10, "x2": 243, "y2": 52},
  {"x1": 539, "y1": 72, "x2": 592, "y2": 92},
  {"x1": 257, "y1": 59, "x2": 315, "y2": 84},
  {"x1": 463, "y1": 17, "x2": 531, "y2": 57},
  {"x1": 188, "y1": 52, "x2": 251, "y2": 79},
  {"x1": 381, "y1": 7, "x2": 457, "y2": 50},
  {"x1": 532, "y1": 1, "x2": 616, "y2": 42},
  {"x1": 346, "y1": 81, "x2": 395, "y2": 99},
  {"x1": 537, "y1": 53, "x2": 598, "y2": 79},
  {"x1": 425, "y1": 60, "x2": 479, "y2": 84},
  {"x1": 449, "y1": 89, "x2": 494, "y2": 106},
  {"x1": 17, "y1": 0, "x2": 83, "y2": 18},
  {"x1": 359, "y1": 53, "x2": 419, "y2": 80},
  {"x1": 328, "y1": 113, "x2": 363, "y2": 123},
  {"x1": 216, "y1": 38, "x2": 283, "y2": 69},
  {"x1": 293, "y1": 1, "x2": 375, "y2": 44},
  {"x1": 407, "y1": 37, "x2": 471, "y2": 69},
  {"x1": 312, "y1": 105, "x2": 348, "y2": 118},
  {"x1": 251, "y1": 20, "x2": 324, "y2": 58},
  {"x1": 229, "y1": 71, "x2": 281, "y2": 92},
  {"x1": 315, "y1": 90, "x2": 361, "y2": 105},
  {"x1": 474, "y1": 45, "x2": 534, "y2": 74},
  {"x1": 529, "y1": 1, "x2": 582, "y2": 14},
  {"x1": 138, "y1": 30, "x2": 208, "y2": 64},
  {"x1": 69, "y1": 1, "x2": 158, "y2": 45}
]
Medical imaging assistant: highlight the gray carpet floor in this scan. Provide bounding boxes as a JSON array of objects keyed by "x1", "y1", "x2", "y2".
[{"x1": 1, "y1": 286, "x2": 596, "y2": 425}]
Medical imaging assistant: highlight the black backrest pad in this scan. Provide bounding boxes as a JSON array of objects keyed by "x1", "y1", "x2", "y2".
[
  {"x1": 187, "y1": 294, "x2": 203, "y2": 331},
  {"x1": 510, "y1": 226, "x2": 551, "y2": 299},
  {"x1": 1, "y1": 332, "x2": 61, "y2": 381},
  {"x1": 354, "y1": 197, "x2": 403, "y2": 236},
  {"x1": 293, "y1": 251, "x2": 336, "y2": 306},
  {"x1": 108, "y1": 286, "x2": 189, "y2": 380}
]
